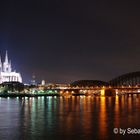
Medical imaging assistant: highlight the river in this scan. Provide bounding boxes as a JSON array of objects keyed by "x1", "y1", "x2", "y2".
[{"x1": 0, "y1": 95, "x2": 140, "y2": 140}]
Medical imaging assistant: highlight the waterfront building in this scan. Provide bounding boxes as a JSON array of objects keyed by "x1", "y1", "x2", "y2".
[{"x1": 0, "y1": 51, "x2": 22, "y2": 84}]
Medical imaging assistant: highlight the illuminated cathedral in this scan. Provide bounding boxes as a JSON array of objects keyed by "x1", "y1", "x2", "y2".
[{"x1": 0, "y1": 51, "x2": 22, "y2": 84}]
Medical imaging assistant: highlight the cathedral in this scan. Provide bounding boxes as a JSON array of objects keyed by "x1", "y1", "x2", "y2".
[{"x1": 0, "y1": 51, "x2": 22, "y2": 84}]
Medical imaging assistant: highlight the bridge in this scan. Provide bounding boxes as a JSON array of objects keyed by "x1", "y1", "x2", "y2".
[
  {"x1": 57, "y1": 72, "x2": 140, "y2": 96},
  {"x1": 109, "y1": 71, "x2": 140, "y2": 87},
  {"x1": 1, "y1": 71, "x2": 140, "y2": 96}
]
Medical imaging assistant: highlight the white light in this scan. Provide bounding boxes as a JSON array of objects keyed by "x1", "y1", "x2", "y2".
[{"x1": 0, "y1": 51, "x2": 22, "y2": 83}]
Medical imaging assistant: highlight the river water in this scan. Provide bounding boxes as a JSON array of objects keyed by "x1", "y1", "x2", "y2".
[{"x1": 0, "y1": 95, "x2": 140, "y2": 140}]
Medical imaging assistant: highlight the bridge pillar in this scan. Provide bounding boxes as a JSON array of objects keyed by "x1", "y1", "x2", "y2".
[{"x1": 101, "y1": 89, "x2": 116, "y2": 96}]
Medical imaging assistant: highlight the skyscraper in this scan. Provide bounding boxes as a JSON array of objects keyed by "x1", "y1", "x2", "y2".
[{"x1": 0, "y1": 51, "x2": 22, "y2": 83}]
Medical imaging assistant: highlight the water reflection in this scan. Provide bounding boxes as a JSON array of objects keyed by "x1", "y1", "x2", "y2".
[{"x1": 0, "y1": 95, "x2": 140, "y2": 140}]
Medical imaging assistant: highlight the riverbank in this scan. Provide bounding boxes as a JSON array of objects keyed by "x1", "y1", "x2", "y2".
[{"x1": 0, "y1": 93, "x2": 60, "y2": 97}]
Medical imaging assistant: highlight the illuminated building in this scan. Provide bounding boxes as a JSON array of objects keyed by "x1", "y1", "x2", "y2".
[{"x1": 0, "y1": 51, "x2": 22, "y2": 83}]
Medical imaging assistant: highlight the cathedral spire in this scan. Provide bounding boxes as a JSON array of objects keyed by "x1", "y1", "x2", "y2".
[
  {"x1": 3, "y1": 50, "x2": 10, "y2": 72},
  {"x1": 0, "y1": 55, "x2": 2, "y2": 72},
  {"x1": 5, "y1": 50, "x2": 8, "y2": 64},
  {"x1": 9, "y1": 60, "x2": 12, "y2": 72}
]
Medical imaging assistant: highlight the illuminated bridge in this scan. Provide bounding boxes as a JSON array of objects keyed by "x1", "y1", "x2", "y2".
[
  {"x1": 109, "y1": 71, "x2": 140, "y2": 87},
  {"x1": 2, "y1": 72, "x2": 140, "y2": 96},
  {"x1": 45, "y1": 77, "x2": 140, "y2": 95}
]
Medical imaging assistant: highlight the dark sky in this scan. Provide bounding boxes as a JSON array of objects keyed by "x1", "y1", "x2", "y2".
[{"x1": 0, "y1": 0, "x2": 140, "y2": 83}]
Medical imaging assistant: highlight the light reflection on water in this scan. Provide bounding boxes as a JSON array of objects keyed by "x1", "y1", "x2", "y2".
[{"x1": 0, "y1": 95, "x2": 140, "y2": 140}]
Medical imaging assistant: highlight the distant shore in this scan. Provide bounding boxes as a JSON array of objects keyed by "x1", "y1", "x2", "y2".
[
  {"x1": 0, "y1": 92, "x2": 139, "y2": 98},
  {"x1": 0, "y1": 93, "x2": 60, "y2": 97}
]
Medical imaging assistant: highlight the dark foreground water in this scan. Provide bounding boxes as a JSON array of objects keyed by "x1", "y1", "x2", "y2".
[{"x1": 0, "y1": 95, "x2": 140, "y2": 140}]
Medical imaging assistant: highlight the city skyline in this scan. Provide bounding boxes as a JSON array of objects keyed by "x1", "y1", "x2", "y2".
[
  {"x1": 0, "y1": 0, "x2": 140, "y2": 83},
  {"x1": 1, "y1": 50, "x2": 140, "y2": 84}
]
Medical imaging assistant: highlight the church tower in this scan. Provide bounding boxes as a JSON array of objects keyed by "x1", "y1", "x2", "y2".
[
  {"x1": 0, "y1": 55, "x2": 2, "y2": 72},
  {"x1": 9, "y1": 60, "x2": 12, "y2": 72},
  {"x1": 0, "y1": 55, "x2": 2, "y2": 83},
  {"x1": 3, "y1": 51, "x2": 11, "y2": 72}
]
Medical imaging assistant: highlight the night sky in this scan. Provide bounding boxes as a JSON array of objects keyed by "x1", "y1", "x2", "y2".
[{"x1": 0, "y1": 0, "x2": 140, "y2": 83}]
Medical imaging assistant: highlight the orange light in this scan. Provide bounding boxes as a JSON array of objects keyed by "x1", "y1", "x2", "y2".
[{"x1": 101, "y1": 89, "x2": 105, "y2": 96}]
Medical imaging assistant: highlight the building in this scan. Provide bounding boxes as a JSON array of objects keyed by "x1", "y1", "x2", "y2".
[{"x1": 0, "y1": 51, "x2": 22, "y2": 84}]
